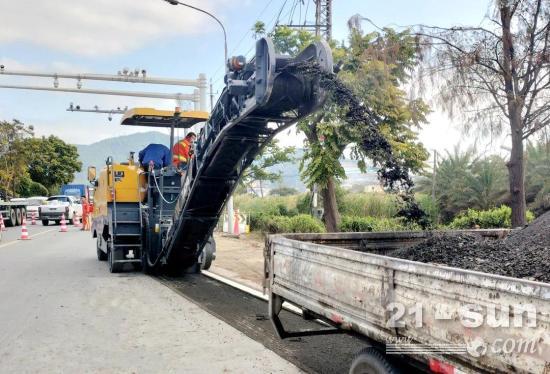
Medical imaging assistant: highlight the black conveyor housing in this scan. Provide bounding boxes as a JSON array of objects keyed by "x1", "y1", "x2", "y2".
[{"x1": 162, "y1": 37, "x2": 333, "y2": 269}]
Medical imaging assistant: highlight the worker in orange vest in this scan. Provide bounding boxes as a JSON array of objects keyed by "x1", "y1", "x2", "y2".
[
  {"x1": 172, "y1": 132, "x2": 196, "y2": 170},
  {"x1": 80, "y1": 196, "x2": 90, "y2": 231}
]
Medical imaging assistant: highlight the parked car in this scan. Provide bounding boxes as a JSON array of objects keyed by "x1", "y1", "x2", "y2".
[
  {"x1": 38, "y1": 195, "x2": 83, "y2": 225},
  {"x1": 23, "y1": 196, "x2": 48, "y2": 220}
]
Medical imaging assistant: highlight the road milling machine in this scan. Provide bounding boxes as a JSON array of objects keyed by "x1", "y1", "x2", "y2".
[{"x1": 89, "y1": 37, "x2": 333, "y2": 274}]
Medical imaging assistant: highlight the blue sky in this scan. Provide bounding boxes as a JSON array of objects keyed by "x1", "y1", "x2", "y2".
[{"x1": 0, "y1": 0, "x2": 496, "y2": 154}]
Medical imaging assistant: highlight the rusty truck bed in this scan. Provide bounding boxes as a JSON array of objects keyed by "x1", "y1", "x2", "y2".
[{"x1": 265, "y1": 230, "x2": 549, "y2": 373}]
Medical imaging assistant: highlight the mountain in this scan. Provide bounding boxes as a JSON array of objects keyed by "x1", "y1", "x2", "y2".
[{"x1": 73, "y1": 131, "x2": 169, "y2": 184}]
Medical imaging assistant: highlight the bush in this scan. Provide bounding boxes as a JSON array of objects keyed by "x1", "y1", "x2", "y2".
[
  {"x1": 259, "y1": 214, "x2": 325, "y2": 234},
  {"x1": 265, "y1": 216, "x2": 293, "y2": 234},
  {"x1": 249, "y1": 212, "x2": 271, "y2": 231},
  {"x1": 339, "y1": 216, "x2": 377, "y2": 232},
  {"x1": 339, "y1": 192, "x2": 399, "y2": 218},
  {"x1": 296, "y1": 192, "x2": 311, "y2": 214},
  {"x1": 289, "y1": 214, "x2": 325, "y2": 233},
  {"x1": 449, "y1": 205, "x2": 535, "y2": 229},
  {"x1": 415, "y1": 193, "x2": 439, "y2": 226},
  {"x1": 234, "y1": 194, "x2": 299, "y2": 216},
  {"x1": 339, "y1": 215, "x2": 411, "y2": 232}
]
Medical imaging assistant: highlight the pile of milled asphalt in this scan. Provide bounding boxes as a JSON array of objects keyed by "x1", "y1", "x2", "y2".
[{"x1": 390, "y1": 211, "x2": 550, "y2": 283}]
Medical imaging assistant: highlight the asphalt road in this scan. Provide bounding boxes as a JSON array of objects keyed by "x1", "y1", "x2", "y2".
[
  {"x1": 0, "y1": 227, "x2": 299, "y2": 373},
  {"x1": 0, "y1": 221, "x2": 57, "y2": 244}
]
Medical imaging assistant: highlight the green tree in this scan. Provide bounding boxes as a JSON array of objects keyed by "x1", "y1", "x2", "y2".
[
  {"x1": 416, "y1": 0, "x2": 550, "y2": 226},
  {"x1": 24, "y1": 135, "x2": 82, "y2": 194},
  {"x1": 270, "y1": 187, "x2": 299, "y2": 196},
  {"x1": 240, "y1": 139, "x2": 295, "y2": 197},
  {"x1": 418, "y1": 147, "x2": 508, "y2": 222},
  {"x1": 466, "y1": 156, "x2": 508, "y2": 210},
  {"x1": 16, "y1": 176, "x2": 49, "y2": 197},
  {"x1": 255, "y1": 23, "x2": 430, "y2": 231},
  {"x1": 525, "y1": 137, "x2": 550, "y2": 212},
  {"x1": 0, "y1": 120, "x2": 34, "y2": 198}
]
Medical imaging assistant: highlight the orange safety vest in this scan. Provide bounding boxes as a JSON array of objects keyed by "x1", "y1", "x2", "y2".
[{"x1": 172, "y1": 138, "x2": 192, "y2": 165}]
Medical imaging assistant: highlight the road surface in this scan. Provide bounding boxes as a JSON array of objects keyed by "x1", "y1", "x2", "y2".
[{"x1": 0, "y1": 226, "x2": 299, "y2": 373}]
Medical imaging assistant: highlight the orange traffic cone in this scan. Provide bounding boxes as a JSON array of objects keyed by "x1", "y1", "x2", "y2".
[
  {"x1": 0, "y1": 214, "x2": 6, "y2": 231},
  {"x1": 31, "y1": 212, "x2": 36, "y2": 225},
  {"x1": 233, "y1": 210, "x2": 240, "y2": 235},
  {"x1": 60, "y1": 214, "x2": 68, "y2": 232},
  {"x1": 20, "y1": 218, "x2": 30, "y2": 240},
  {"x1": 74, "y1": 214, "x2": 82, "y2": 228}
]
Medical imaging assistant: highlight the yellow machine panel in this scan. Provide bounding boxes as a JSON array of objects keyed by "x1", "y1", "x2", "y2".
[
  {"x1": 93, "y1": 162, "x2": 146, "y2": 219},
  {"x1": 120, "y1": 107, "x2": 208, "y2": 129}
]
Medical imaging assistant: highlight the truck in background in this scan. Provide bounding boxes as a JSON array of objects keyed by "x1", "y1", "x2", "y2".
[
  {"x1": 0, "y1": 200, "x2": 28, "y2": 227},
  {"x1": 60, "y1": 184, "x2": 88, "y2": 202}
]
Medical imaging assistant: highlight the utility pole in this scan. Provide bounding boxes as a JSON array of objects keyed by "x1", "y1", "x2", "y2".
[
  {"x1": 285, "y1": 1, "x2": 332, "y2": 40},
  {"x1": 311, "y1": 0, "x2": 332, "y2": 216},
  {"x1": 431, "y1": 150, "x2": 438, "y2": 203},
  {"x1": 314, "y1": 0, "x2": 332, "y2": 40}
]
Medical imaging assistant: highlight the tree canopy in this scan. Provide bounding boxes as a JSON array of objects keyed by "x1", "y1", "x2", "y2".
[
  {"x1": 0, "y1": 120, "x2": 34, "y2": 198},
  {"x1": 0, "y1": 120, "x2": 82, "y2": 198},
  {"x1": 240, "y1": 139, "x2": 295, "y2": 197},
  {"x1": 413, "y1": 0, "x2": 550, "y2": 226},
  {"x1": 255, "y1": 23, "x2": 430, "y2": 230},
  {"x1": 25, "y1": 135, "x2": 82, "y2": 194}
]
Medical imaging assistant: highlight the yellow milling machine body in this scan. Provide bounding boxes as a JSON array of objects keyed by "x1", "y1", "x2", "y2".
[
  {"x1": 91, "y1": 154, "x2": 147, "y2": 271},
  {"x1": 93, "y1": 159, "x2": 146, "y2": 218}
]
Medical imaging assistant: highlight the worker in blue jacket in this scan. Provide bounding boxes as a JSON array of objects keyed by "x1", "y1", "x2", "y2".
[{"x1": 138, "y1": 144, "x2": 171, "y2": 169}]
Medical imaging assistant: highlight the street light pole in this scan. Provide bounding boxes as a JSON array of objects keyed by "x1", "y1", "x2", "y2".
[{"x1": 162, "y1": 0, "x2": 228, "y2": 68}]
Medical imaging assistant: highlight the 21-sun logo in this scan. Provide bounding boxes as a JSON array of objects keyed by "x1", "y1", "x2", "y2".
[{"x1": 466, "y1": 337, "x2": 488, "y2": 357}]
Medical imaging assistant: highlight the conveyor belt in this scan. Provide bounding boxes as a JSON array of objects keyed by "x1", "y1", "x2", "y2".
[{"x1": 161, "y1": 38, "x2": 333, "y2": 269}]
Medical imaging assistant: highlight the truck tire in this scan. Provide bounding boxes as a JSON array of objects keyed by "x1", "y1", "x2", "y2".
[
  {"x1": 42, "y1": 220, "x2": 49, "y2": 226},
  {"x1": 108, "y1": 248, "x2": 122, "y2": 273},
  {"x1": 15, "y1": 208, "x2": 22, "y2": 226},
  {"x1": 349, "y1": 347, "x2": 399, "y2": 374},
  {"x1": 140, "y1": 213, "x2": 155, "y2": 275},
  {"x1": 200, "y1": 236, "x2": 216, "y2": 270},
  {"x1": 6, "y1": 208, "x2": 16, "y2": 227},
  {"x1": 96, "y1": 236, "x2": 107, "y2": 261}
]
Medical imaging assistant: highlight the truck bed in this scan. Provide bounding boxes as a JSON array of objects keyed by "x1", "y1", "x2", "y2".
[{"x1": 266, "y1": 230, "x2": 550, "y2": 373}]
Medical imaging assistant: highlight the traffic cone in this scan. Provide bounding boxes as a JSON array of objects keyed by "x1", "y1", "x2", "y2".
[
  {"x1": 74, "y1": 214, "x2": 82, "y2": 228},
  {"x1": 233, "y1": 210, "x2": 240, "y2": 235},
  {"x1": 20, "y1": 218, "x2": 30, "y2": 240},
  {"x1": 0, "y1": 214, "x2": 6, "y2": 231},
  {"x1": 31, "y1": 212, "x2": 36, "y2": 225},
  {"x1": 60, "y1": 214, "x2": 68, "y2": 232}
]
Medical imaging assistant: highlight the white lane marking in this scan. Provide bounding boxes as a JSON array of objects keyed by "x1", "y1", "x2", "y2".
[{"x1": 0, "y1": 228, "x2": 58, "y2": 248}]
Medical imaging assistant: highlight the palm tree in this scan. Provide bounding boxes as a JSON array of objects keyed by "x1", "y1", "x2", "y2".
[{"x1": 465, "y1": 156, "x2": 508, "y2": 210}]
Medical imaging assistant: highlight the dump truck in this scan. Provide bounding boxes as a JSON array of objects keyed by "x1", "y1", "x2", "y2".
[
  {"x1": 265, "y1": 231, "x2": 550, "y2": 374},
  {"x1": 89, "y1": 37, "x2": 333, "y2": 274}
]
